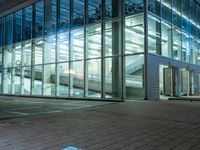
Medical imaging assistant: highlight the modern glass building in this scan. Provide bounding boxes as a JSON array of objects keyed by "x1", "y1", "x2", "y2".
[{"x1": 0, "y1": 0, "x2": 200, "y2": 101}]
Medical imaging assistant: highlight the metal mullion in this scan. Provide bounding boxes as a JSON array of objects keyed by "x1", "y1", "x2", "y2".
[
  {"x1": 42, "y1": 0, "x2": 45, "y2": 96},
  {"x1": 84, "y1": 0, "x2": 87, "y2": 98},
  {"x1": 144, "y1": 0, "x2": 148, "y2": 100},
  {"x1": 121, "y1": 16, "x2": 125, "y2": 100}
]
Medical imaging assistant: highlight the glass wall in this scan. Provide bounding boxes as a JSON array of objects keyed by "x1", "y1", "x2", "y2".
[{"x1": 148, "y1": 0, "x2": 200, "y2": 65}]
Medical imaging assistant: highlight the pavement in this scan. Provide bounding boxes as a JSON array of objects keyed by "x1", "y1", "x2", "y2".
[{"x1": 0, "y1": 97, "x2": 200, "y2": 150}]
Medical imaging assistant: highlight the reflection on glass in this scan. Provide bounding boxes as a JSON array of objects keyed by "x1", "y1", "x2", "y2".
[
  {"x1": 172, "y1": 0, "x2": 181, "y2": 28},
  {"x1": 125, "y1": 14, "x2": 144, "y2": 54},
  {"x1": 57, "y1": 63, "x2": 69, "y2": 96},
  {"x1": 24, "y1": 6, "x2": 32, "y2": 40},
  {"x1": 182, "y1": 32, "x2": 190, "y2": 62},
  {"x1": 70, "y1": 61, "x2": 84, "y2": 97},
  {"x1": 148, "y1": 0, "x2": 160, "y2": 16},
  {"x1": 71, "y1": 28, "x2": 84, "y2": 60},
  {"x1": 88, "y1": 0, "x2": 101, "y2": 23},
  {"x1": 125, "y1": 55, "x2": 144, "y2": 99},
  {"x1": 34, "y1": 0, "x2": 44, "y2": 38},
  {"x1": 14, "y1": 10, "x2": 22, "y2": 43},
  {"x1": 72, "y1": 0, "x2": 84, "y2": 27},
  {"x1": 124, "y1": 0, "x2": 143, "y2": 15},
  {"x1": 5, "y1": 14, "x2": 13, "y2": 46},
  {"x1": 3, "y1": 46, "x2": 12, "y2": 68},
  {"x1": 86, "y1": 59, "x2": 101, "y2": 97},
  {"x1": 86, "y1": 24, "x2": 101, "y2": 58},
  {"x1": 43, "y1": 64, "x2": 55, "y2": 96},
  {"x1": 58, "y1": 0, "x2": 69, "y2": 31},
  {"x1": 161, "y1": 0, "x2": 172, "y2": 23},
  {"x1": 32, "y1": 65, "x2": 42, "y2": 95},
  {"x1": 44, "y1": 0, "x2": 56, "y2": 35}
]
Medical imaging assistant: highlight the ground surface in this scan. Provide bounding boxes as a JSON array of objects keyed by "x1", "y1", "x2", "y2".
[{"x1": 0, "y1": 97, "x2": 200, "y2": 150}]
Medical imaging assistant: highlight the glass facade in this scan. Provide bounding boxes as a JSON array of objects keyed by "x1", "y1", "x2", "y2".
[
  {"x1": 0, "y1": 0, "x2": 145, "y2": 100},
  {"x1": 0, "y1": 0, "x2": 200, "y2": 100},
  {"x1": 148, "y1": 0, "x2": 200, "y2": 65}
]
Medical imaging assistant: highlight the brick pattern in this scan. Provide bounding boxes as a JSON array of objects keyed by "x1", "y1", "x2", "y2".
[{"x1": 1, "y1": 100, "x2": 200, "y2": 150}]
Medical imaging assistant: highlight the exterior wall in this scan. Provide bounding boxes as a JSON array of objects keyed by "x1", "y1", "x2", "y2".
[{"x1": 147, "y1": 53, "x2": 200, "y2": 100}]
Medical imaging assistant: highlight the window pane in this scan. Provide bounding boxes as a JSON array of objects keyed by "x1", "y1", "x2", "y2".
[
  {"x1": 57, "y1": 32, "x2": 69, "y2": 62},
  {"x1": 161, "y1": 21, "x2": 172, "y2": 57},
  {"x1": 32, "y1": 65, "x2": 42, "y2": 95},
  {"x1": 161, "y1": 0, "x2": 172, "y2": 23},
  {"x1": 125, "y1": 14, "x2": 144, "y2": 54},
  {"x1": 104, "y1": 21, "x2": 121, "y2": 56},
  {"x1": 34, "y1": 0, "x2": 44, "y2": 38},
  {"x1": 44, "y1": 0, "x2": 56, "y2": 35},
  {"x1": 86, "y1": 24, "x2": 101, "y2": 58},
  {"x1": 86, "y1": 59, "x2": 101, "y2": 97},
  {"x1": 43, "y1": 64, "x2": 56, "y2": 96},
  {"x1": 148, "y1": 0, "x2": 160, "y2": 16},
  {"x1": 22, "y1": 67, "x2": 31, "y2": 95},
  {"x1": 124, "y1": 0, "x2": 144, "y2": 16},
  {"x1": 72, "y1": 0, "x2": 84, "y2": 28},
  {"x1": 125, "y1": 55, "x2": 144, "y2": 99},
  {"x1": 57, "y1": 63, "x2": 69, "y2": 96},
  {"x1": 148, "y1": 15, "x2": 161, "y2": 54},
  {"x1": 88, "y1": 0, "x2": 101, "y2": 24},
  {"x1": 105, "y1": 57, "x2": 122, "y2": 98},
  {"x1": 104, "y1": 0, "x2": 121, "y2": 20},
  {"x1": 71, "y1": 28, "x2": 84, "y2": 60},
  {"x1": 23, "y1": 40, "x2": 32, "y2": 66},
  {"x1": 173, "y1": 29, "x2": 181, "y2": 60},
  {"x1": 3, "y1": 68, "x2": 12, "y2": 94},
  {"x1": 0, "y1": 18, "x2": 4, "y2": 47},
  {"x1": 44, "y1": 35, "x2": 56, "y2": 63},
  {"x1": 172, "y1": 0, "x2": 181, "y2": 28},
  {"x1": 5, "y1": 14, "x2": 13, "y2": 46},
  {"x1": 24, "y1": 6, "x2": 32, "y2": 40},
  {"x1": 14, "y1": 10, "x2": 22, "y2": 43},
  {"x1": 70, "y1": 61, "x2": 84, "y2": 97},
  {"x1": 13, "y1": 43, "x2": 22, "y2": 67},
  {"x1": 14, "y1": 67, "x2": 21, "y2": 94},
  {"x1": 3, "y1": 47, "x2": 12, "y2": 68},
  {"x1": 58, "y1": 0, "x2": 69, "y2": 32},
  {"x1": 34, "y1": 38, "x2": 43, "y2": 65}
]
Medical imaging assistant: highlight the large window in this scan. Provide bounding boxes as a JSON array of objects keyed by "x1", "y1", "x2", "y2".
[
  {"x1": 71, "y1": 28, "x2": 84, "y2": 60},
  {"x1": 24, "y1": 6, "x2": 32, "y2": 40},
  {"x1": 34, "y1": 0, "x2": 44, "y2": 38},
  {"x1": 14, "y1": 10, "x2": 22, "y2": 43},
  {"x1": 72, "y1": 0, "x2": 84, "y2": 28},
  {"x1": 125, "y1": 55, "x2": 144, "y2": 99},
  {"x1": 86, "y1": 24, "x2": 101, "y2": 58},
  {"x1": 125, "y1": 14, "x2": 144, "y2": 54},
  {"x1": 148, "y1": 15, "x2": 161, "y2": 54},
  {"x1": 161, "y1": 21, "x2": 172, "y2": 57},
  {"x1": 44, "y1": 0, "x2": 56, "y2": 35},
  {"x1": 88, "y1": 0, "x2": 101, "y2": 24},
  {"x1": 58, "y1": 0, "x2": 69, "y2": 32}
]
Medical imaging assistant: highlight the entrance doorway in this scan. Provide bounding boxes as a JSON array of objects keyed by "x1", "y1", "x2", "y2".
[{"x1": 159, "y1": 65, "x2": 178, "y2": 99}]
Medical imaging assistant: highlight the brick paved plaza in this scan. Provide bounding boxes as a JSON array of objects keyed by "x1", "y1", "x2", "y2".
[{"x1": 0, "y1": 97, "x2": 200, "y2": 150}]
